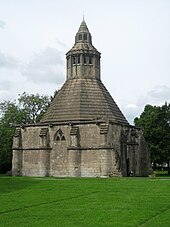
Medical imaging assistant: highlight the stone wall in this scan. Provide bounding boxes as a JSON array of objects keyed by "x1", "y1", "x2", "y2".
[{"x1": 12, "y1": 121, "x2": 150, "y2": 177}]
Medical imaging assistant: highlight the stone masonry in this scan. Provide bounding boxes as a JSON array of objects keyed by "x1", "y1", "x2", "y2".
[{"x1": 12, "y1": 19, "x2": 150, "y2": 177}]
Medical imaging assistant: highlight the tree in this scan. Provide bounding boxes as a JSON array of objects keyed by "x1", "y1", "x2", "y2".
[
  {"x1": 18, "y1": 92, "x2": 51, "y2": 124},
  {"x1": 134, "y1": 103, "x2": 170, "y2": 174},
  {"x1": 0, "y1": 126, "x2": 15, "y2": 173},
  {"x1": 0, "y1": 92, "x2": 51, "y2": 173},
  {"x1": 0, "y1": 101, "x2": 25, "y2": 127}
]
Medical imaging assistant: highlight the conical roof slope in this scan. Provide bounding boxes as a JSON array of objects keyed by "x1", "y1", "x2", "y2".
[
  {"x1": 41, "y1": 78, "x2": 128, "y2": 124},
  {"x1": 41, "y1": 20, "x2": 129, "y2": 125}
]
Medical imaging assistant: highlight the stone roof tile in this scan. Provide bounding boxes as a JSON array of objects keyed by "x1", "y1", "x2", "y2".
[{"x1": 41, "y1": 78, "x2": 129, "y2": 124}]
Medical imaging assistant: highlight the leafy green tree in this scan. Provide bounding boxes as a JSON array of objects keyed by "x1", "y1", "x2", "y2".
[
  {"x1": 0, "y1": 101, "x2": 25, "y2": 127},
  {"x1": 0, "y1": 93, "x2": 51, "y2": 173},
  {"x1": 18, "y1": 92, "x2": 50, "y2": 124},
  {"x1": 0, "y1": 127, "x2": 14, "y2": 173},
  {"x1": 134, "y1": 103, "x2": 170, "y2": 174}
]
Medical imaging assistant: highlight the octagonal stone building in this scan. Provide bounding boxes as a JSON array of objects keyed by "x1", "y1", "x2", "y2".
[{"x1": 12, "y1": 19, "x2": 150, "y2": 177}]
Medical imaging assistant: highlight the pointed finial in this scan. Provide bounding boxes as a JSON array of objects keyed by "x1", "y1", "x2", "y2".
[{"x1": 78, "y1": 15, "x2": 89, "y2": 32}]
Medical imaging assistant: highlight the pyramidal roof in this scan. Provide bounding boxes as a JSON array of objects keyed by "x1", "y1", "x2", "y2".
[
  {"x1": 78, "y1": 18, "x2": 89, "y2": 32},
  {"x1": 41, "y1": 19, "x2": 129, "y2": 125}
]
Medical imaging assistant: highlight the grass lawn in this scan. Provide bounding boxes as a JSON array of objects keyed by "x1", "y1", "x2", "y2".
[{"x1": 0, "y1": 175, "x2": 170, "y2": 227}]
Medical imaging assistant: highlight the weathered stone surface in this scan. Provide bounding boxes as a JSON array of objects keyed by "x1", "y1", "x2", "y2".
[
  {"x1": 12, "y1": 122, "x2": 150, "y2": 177},
  {"x1": 41, "y1": 78, "x2": 128, "y2": 124},
  {"x1": 12, "y1": 19, "x2": 150, "y2": 177}
]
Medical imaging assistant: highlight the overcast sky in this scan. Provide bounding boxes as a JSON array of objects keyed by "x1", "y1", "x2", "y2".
[{"x1": 0, "y1": 0, "x2": 170, "y2": 124}]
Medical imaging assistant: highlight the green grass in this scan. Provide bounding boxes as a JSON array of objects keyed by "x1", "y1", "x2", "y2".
[{"x1": 0, "y1": 176, "x2": 170, "y2": 227}]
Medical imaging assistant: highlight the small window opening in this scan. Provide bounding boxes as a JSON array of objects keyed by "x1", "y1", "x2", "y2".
[
  {"x1": 84, "y1": 56, "x2": 88, "y2": 64},
  {"x1": 89, "y1": 56, "x2": 92, "y2": 64},
  {"x1": 67, "y1": 57, "x2": 70, "y2": 68},
  {"x1": 72, "y1": 56, "x2": 80, "y2": 65},
  {"x1": 72, "y1": 57, "x2": 76, "y2": 65},
  {"x1": 56, "y1": 136, "x2": 60, "y2": 141},
  {"x1": 61, "y1": 135, "x2": 66, "y2": 140},
  {"x1": 77, "y1": 56, "x2": 80, "y2": 64},
  {"x1": 96, "y1": 57, "x2": 100, "y2": 66},
  {"x1": 84, "y1": 34, "x2": 87, "y2": 40},
  {"x1": 79, "y1": 34, "x2": 82, "y2": 40},
  {"x1": 54, "y1": 129, "x2": 66, "y2": 141}
]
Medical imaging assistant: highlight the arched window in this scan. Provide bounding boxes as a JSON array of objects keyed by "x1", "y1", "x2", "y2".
[
  {"x1": 97, "y1": 59, "x2": 100, "y2": 66},
  {"x1": 84, "y1": 56, "x2": 87, "y2": 64},
  {"x1": 83, "y1": 56, "x2": 93, "y2": 65},
  {"x1": 72, "y1": 55, "x2": 80, "y2": 65},
  {"x1": 84, "y1": 34, "x2": 87, "y2": 40},
  {"x1": 67, "y1": 57, "x2": 70, "y2": 68},
  {"x1": 89, "y1": 56, "x2": 92, "y2": 64},
  {"x1": 77, "y1": 55, "x2": 80, "y2": 64},
  {"x1": 79, "y1": 34, "x2": 82, "y2": 40},
  {"x1": 95, "y1": 57, "x2": 100, "y2": 66},
  {"x1": 54, "y1": 129, "x2": 65, "y2": 141},
  {"x1": 72, "y1": 57, "x2": 76, "y2": 65}
]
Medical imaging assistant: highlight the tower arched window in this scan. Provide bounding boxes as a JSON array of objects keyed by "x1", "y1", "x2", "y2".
[
  {"x1": 72, "y1": 55, "x2": 80, "y2": 65},
  {"x1": 72, "y1": 57, "x2": 76, "y2": 65},
  {"x1": 95, "y1": 57, "x2": 100, "y2": 66},
  {"x1": 97, "y1": 58, "x2": 100, "y2": 66},
  {"x1": 84, "y1": 34, "x2": 87, "y2": 40},
  {"x1": 84, "y1": 56, "x2": 88, "y2": 64},
  {"x1": 89, "y1": 56, "x2": 92, "y2": 64},
  {"x1": 83, "y1": 56, "x2": 93, "y2": 65},
  {"x1": 79, "y1": 34, "x2": 82, "y2": 40},
  {"x1": 77, "y1": 55, "x2": 80, "y2": 64},
  {"x1": 67, "y1": 57, "x2": 70, "y2": 68}
]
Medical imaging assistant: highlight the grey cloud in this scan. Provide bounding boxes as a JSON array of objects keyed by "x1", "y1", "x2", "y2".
[
  {"x1": 148, "y1": 85, "x2": 170, "y2": 102},
  {"x1": 0, "y1": 52, "x2": 18, "y2": 68},
  {"x1": 126, "y1": 85, "x2": 170, "y2": 123},
  {"x1": 0, "y1": 80, "x2": 12, "y2": 103},
  {"x1": 55, "y1": 38, "x2": 67, "y2": 49},
  {"x1": 0, "y1": 80, "x2": 11, "y2": 90},
  {"x1": 121, "y1": 84, "x2": 170, "y2": 124},
  {"x1": 0, "y1": 19, "x2": 6, "y2": 29},
  {"x1": 121, "y1": 104, "x2": 139, "y2": 125},
  {"x1": 22, "y1": 47, "x2": 65, "y2": 84}
]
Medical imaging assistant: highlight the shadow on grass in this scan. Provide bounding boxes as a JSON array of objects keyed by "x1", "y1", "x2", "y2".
[
  {"x1": 0, "y1": 175, "x2": 41, "y2": 194},
  {"x1": 0, "y1": 191, "x2": 99, "y2": 215}
]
